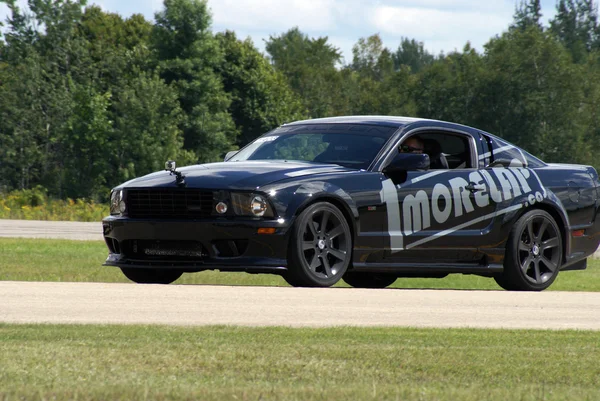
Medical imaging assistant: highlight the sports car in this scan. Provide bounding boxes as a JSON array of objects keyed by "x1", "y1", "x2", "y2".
[{"x1": 102, "y1": 116, "x2": 600, "y2": 291}]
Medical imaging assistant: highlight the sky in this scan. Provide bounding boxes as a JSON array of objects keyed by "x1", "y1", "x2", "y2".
[{"x1": 0, "y1": 0, "x2": 560, "y2": 63}]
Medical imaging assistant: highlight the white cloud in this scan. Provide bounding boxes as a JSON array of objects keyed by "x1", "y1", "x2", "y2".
[
  {"x1": 370, "y1": 5, "x2": 511, "y2": 44},
  {"x1": 209, "y1": 0, "x2": 338, "y2": 32},
  {"x1": 371, "y1": 3, "x2": 530, "y2": 55},
  {"x1": 374, "y1": 0, "x2": 511, "y2": 12},
  {"x1": 0, "y1": 0, "x2": 560, "y2": 59}
]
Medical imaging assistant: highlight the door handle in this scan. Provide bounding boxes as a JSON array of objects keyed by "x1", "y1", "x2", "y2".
[{"x1": 466, "y1": 182, "x2": 486, "y2": 192}]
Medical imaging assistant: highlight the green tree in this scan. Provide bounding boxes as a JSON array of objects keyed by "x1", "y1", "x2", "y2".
[
  {"x1": 393, "y1": 37, "x2": 435, "y2": 73},
  {"x1": 512, "y1": 0, "x2": 543, "y2": 31},
  {"x1": 216, "y1": 31, "x2": 305, "y2": 146},
  {"x1": 338, "y1": 35, "x2": 416, "y2": 117},
  {"x1": 0, "y1": 1, "x2": 190, "y2": 199},
  {"x1": 351, "y1": 34, "x2": 394, "y2": 81},
  {"x1": 153, "y1": 0, "x2": 236, "y2": 162},
  {"x1": 265, "y1": 27, "x2": 344, "y2": 117},
  {"x1": 550, "y1": 0, "x2": 600, "y2": 62},
  {"x1": 0, "y1": 0, "x2": 89, "y2": 196},
  {"x1": 61, "y1": 86, "x2": 113, "y2": 198},
  {"x1": 414, "y1": 43, "x2": 485, "y2": 125},
  {"x1": 111, "y1": 72, "x2": 193, "y2": 182},
  {"x1": 479, "y1": 27, "x2": 588, "y2": 163},
  {"x1": 577, "y1": 52, "x2": 600, "y2": 166}
]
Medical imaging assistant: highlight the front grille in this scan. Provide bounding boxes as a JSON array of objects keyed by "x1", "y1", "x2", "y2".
[{"x1": 127, "y1": 189, "x2": 214, "y2": 218}]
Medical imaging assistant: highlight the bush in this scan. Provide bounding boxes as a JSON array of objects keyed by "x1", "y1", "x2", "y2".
[{"x1": 0, "y1": 187, "x2": 109, "y2": 222}]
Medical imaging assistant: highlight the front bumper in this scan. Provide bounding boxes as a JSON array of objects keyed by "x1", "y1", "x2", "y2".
[{"x1": 102, "y1": 216, "x2": 291, "y2": 272}]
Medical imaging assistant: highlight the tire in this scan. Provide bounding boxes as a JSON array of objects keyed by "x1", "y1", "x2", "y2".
[
  {"x1": 342, "y1": 271, "x2": 397, "y2": 289},
  {"x1": 120, "y1": 268, "x2": 183, "y2": 284},
  {"x1": 283, "y1": 202, "x2": 352, "y2": 287},
  {"x1": 494, "y1": 209, "x2": 562, "y2": 291}
]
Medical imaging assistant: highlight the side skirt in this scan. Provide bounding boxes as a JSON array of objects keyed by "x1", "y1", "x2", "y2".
[{"x1": 351, "y1": 262, "x2": 503, "y2": 276}]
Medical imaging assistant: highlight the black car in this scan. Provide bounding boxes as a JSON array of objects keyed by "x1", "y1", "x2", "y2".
[{"x1": 102, "y1": 116, "x2": 600, "y2": 291}]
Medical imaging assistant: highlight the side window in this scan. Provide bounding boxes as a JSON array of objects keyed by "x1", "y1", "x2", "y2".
[
  {"x1": 480, "y1": 134, "x2": 545, "y2": 168},
  {"x1": 402, "y1": 132, "x2": 474, "y2": 169}
]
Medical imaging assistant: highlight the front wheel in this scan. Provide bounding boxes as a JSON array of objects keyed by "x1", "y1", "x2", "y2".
[
  {"x1": 120, "y1": 268, "x2": 183, "y2": 284},
  {"x1": 284, "y1": 202, "x2": 352, "y2": 287},
  {"x1": 494, "y1": 209, "x2": 562, "y2": 291}
]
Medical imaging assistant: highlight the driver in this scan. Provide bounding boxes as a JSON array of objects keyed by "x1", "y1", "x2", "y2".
[{"x1": 399, "y1": 136, "x2": 424, "y2": 154}]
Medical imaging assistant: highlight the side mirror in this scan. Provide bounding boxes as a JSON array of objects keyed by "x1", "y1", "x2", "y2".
[
  {"x1": 224, "y1": 150, "x2": 238, "y2": 161},
  {"x1": 383, "y1": 153, "x2": 430, "y2": 175}
]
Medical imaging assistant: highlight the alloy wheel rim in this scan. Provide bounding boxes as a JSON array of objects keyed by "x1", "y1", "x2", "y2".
[
  {"x1": 301, "y1": 209, "x2": 348, "y2": 279},
  {"x1": 517, "y1": 216, "x2": 560, "y2": 284}
]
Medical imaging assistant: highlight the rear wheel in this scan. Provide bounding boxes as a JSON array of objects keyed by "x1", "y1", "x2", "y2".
[
  {"x1": 120, "y1": 268, "x2": 183, "y2": 284},
  {"x1": 494, "y1": 210, "x2": 562, "y2": 291},
  {"x1": 342, "y1": 272, "x2": 397, "y2": 288},
  {"x1": 283, "y1": 202, "x2": 352, "y2": 287}
]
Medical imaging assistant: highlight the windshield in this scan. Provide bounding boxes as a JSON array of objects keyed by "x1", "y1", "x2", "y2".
[{"x1": 229, "y1": 124, "x2": 397, "y2": 169}]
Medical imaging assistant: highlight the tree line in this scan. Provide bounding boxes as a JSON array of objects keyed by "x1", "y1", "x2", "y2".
[{"x1": 1, "y1": 0, "x2": 599, "y2": 201}]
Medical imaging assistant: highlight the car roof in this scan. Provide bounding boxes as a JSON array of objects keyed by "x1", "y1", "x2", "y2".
[{"x1": 282, "y1": 115, "x2": 431, "y2": 128}]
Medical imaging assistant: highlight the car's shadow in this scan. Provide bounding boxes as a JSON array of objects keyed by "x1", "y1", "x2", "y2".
[{"x1": 175, "y1": 283, "x2": 503, "y2": 291}]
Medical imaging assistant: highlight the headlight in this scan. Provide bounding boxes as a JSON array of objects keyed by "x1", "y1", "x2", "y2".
[
  {"x1": 250, "y1": 196, "x2": 267, "y2": 217},
  {"x1": 230, "y1": 193, "x2": 274, "y2": 217},
  {"x1": 110, "y1": 190, "x2": 126, "y2": 215}
]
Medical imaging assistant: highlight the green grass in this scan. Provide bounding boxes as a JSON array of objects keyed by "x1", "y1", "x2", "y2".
[
  {"x1": 1, "y1": 237, "x2": 600, "y2": 290},
  {"x1": 2, "y1": 239, "x2": 599, "y2": 400},
  {"x1": 1, "y1": 324, "x2": 599, "y2": 400}
]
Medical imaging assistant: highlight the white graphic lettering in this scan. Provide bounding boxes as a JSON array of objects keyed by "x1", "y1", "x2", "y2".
[
  {"x1": 380, "y1": 179, "x2": 403, "y2": 251},
  {"x1": 432, "y1": 183, "x2": 452, "y2": 224},
  {"x1": 403, "y1": 190, "x2": 430, "y2": 235},
  {"x1": 380, "y1": 167, "x2": 542, "y2": 252},
  {"x1": 448, "y1": 177, "x2": 475, "y2": 217},
  {"x1": 492, "y1": 168, "x2": 514, "y2": 201},
  {"x1": 479, "y1": 169, "x2": 503, "y2": 202},
  {"x1": 468, "y1": 171, "x2": 490, "y2": 208},
  {"x1": 511, "y1": 168, "x2": 532, "y2": 193},
  {"x1": 536, "y1": 192, "x2": 544, "y2": 202},
  {"x1": 494, "y1": 169, "x2": 522, "y2": 199}
]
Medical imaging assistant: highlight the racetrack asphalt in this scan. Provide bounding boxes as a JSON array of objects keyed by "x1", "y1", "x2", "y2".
[
  {"x1": 1, "y1": 281, "x2": 600, "y2": 329},
  {"x1": 1, "y1": 219, "x2": 600, "y2": 330},
  {"x1": 0, "y1": 219, "x2": 102, "y2": 241}
]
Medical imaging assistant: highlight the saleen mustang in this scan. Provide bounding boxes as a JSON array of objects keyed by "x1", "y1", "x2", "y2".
[{"x1": 102, "y1": 116, "x2": 600, "y2": 291}]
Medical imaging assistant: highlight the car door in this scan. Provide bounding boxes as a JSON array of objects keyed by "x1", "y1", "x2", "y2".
[{"x1": 379, "y1": 130, "x2": 501, "y2": 265}]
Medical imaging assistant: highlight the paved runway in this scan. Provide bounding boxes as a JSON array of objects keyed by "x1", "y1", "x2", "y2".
[
  {"x1": 1, "y1": 219, "x2": 599, "y2": 330},
  {"x1": 1, "y1": 281, "x2": 600, "y2": 330},
  {"x1": 0, "y1": 219, "x2": 102, "y2": 241}
]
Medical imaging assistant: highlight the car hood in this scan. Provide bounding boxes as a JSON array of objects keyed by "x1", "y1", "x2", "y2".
[{"x1": 118, "y1": 161, "x2": 353, "y2": 190}]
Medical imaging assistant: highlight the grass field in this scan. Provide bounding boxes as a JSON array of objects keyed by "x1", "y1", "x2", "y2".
[
  {"x1": 1, "y1": 324, "x2": 599, "y2": 401},
  {"x1": 1, "y1": 237, "x2": 600, "y2": 290},
  {"x1": 2, "y1": 238, "x2": 600, "y2": 400}
]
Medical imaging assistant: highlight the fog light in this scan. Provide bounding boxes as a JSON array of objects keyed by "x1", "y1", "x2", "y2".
[
  {"x1": 118, "y1": 200, "x2": 127, "y2": 214},
  {"x1": 216, "y1": 202, "x2": 228, "y2": 214}
]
